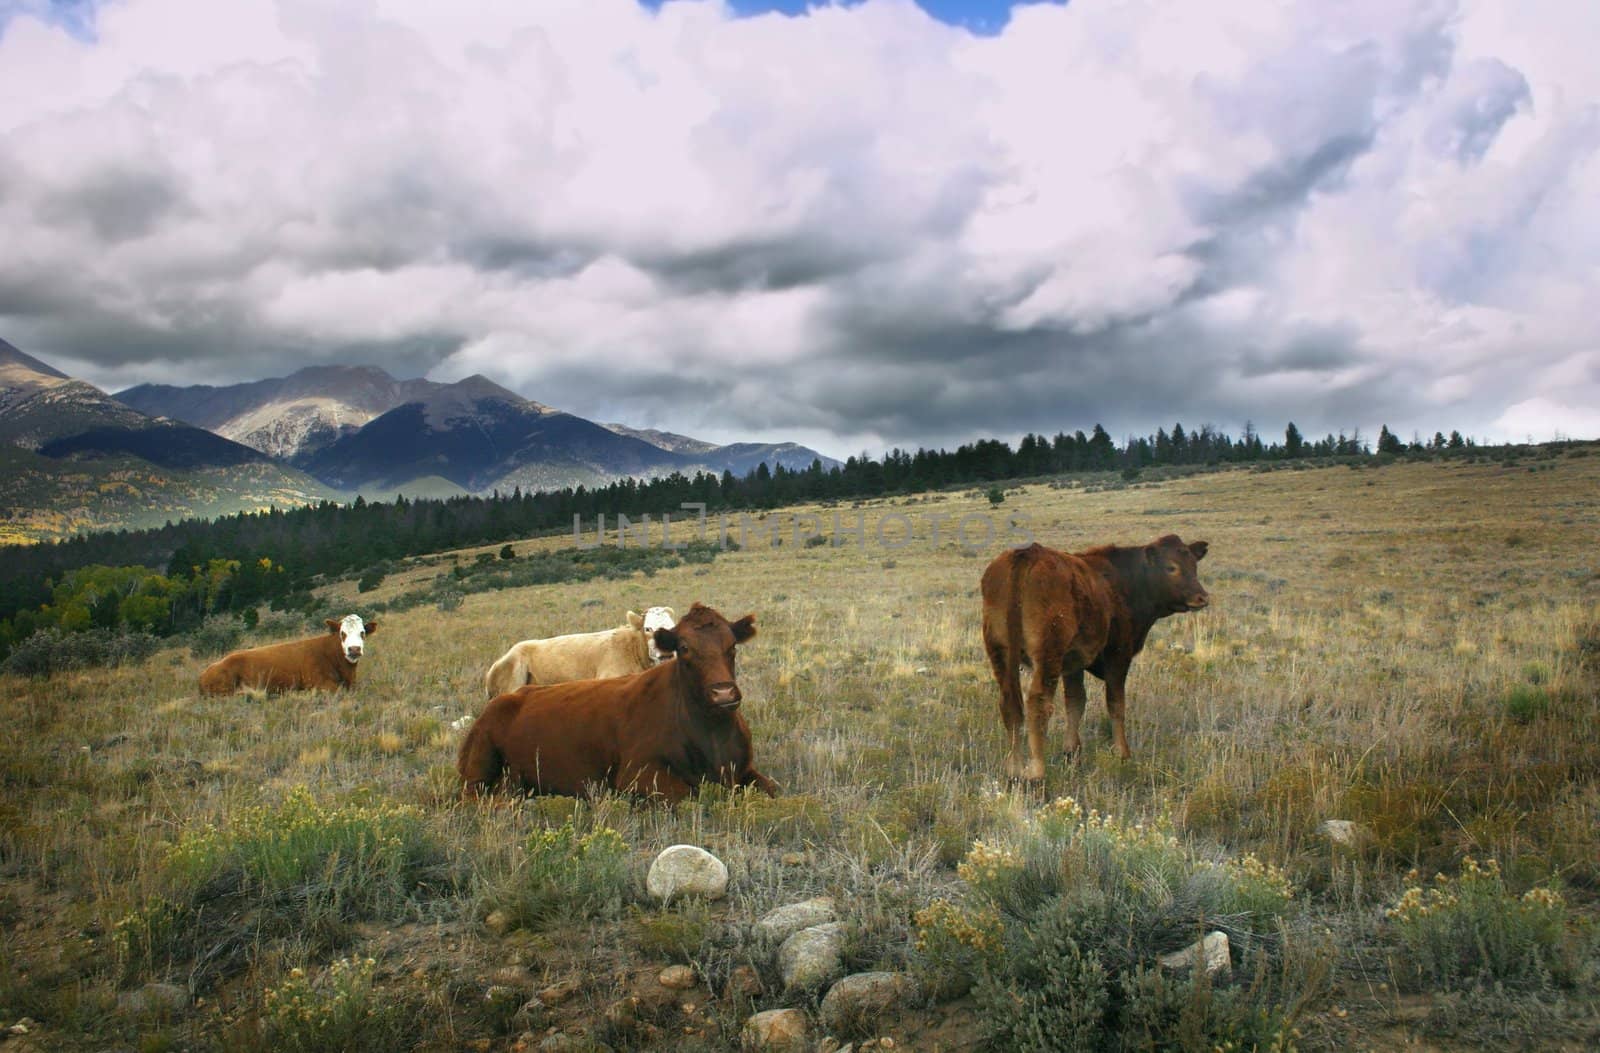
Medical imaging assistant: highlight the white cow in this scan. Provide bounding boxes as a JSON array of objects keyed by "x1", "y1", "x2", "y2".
[{"x1": 483, "y1": 606, "x2": 677, "y2": 698}]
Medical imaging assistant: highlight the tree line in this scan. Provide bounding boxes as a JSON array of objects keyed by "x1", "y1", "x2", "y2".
[{"x1": 0, "y1": 419, "x2": 1485, "y2": 659}]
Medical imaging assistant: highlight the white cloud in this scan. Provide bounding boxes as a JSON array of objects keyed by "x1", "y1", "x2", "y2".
[{"x1": 0, "y1": 0, "x2": 1597, "y2": 450}]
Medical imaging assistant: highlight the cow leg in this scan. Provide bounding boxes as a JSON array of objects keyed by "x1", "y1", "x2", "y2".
[
  {"x1": 984, "y1": 627, "x2": 1026, "y2": 780},
  {"x1": 1062, "y1": 670, "x2": 1088, "y2": 758},
  {"x1": 1104, "y1": 662, "x2": 1133, "y2": 760},
  {"x1": 1022, "y1": 661, "x2": 1060, "y2": 783},
  {"x1": 739, "y1": 766, "x2": 780, "y2": 797},
  {"x1": 618, "y1": 763, "x2": 695, "y2": 803}
]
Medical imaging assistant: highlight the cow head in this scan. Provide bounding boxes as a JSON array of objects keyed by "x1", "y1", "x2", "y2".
[
  {"x1": 652, "y1": 602, "x2": 756, "y2": 711},
  {"x1": 325, "y1": 614, "x2": 377, "y2": 663},
  {"x1": 642, "y1": 606, "x2": 677, "y2": 663},
  {"x1": 1143, "y1": 535, "x2": 1210, "y2": 613}
]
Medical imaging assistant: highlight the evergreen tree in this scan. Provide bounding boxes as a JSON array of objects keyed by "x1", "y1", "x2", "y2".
[{"x1": 1284, "y1": 422, "x2": 1304, "y2": 457}]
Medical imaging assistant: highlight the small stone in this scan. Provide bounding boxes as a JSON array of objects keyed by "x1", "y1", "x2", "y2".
[
  {"x1": 724, "y1": 964, "x2": 764, "y2": 999},
  {"x1": 778, "y1": 922, "x2": 846, "y2": 992},
  {"x1": 658, "y1": 964, "x2": 697, "y2": 989},
  {"x1": 485, "y1": 909, "x2": 516, "y2": 937},
  {"x1": 1158, "y1": 931, "x2": 1231, "y2": 979},
  {"x1": 604, "y1": 996, "x2": 641, "y2": 1028},
  {"x1": 647, "y1": 845, "x2": 729, "y2": 902},
  {"x1": 538, "y1": 1035, "x2": 613, "y2": 1052},
  {"x1": 117, "y1": 982, "x2": 189, "y2": 1014},
  {"x1": 819, "y1": 972, "x2": 919, "y2": 1034},
  {"x1": 754, "y1": 897, "x2": 837, "y2": 945},
  {"x1": 779, "y1": 852, "x2": 806, "y2": 867},
  {"x1": 741, "y1": 1007, "x2": 810, "y2": 1051},
  {"x1": 538, "y1": 979, "x2": 581, "y2": 1006},
  {"x1": 451, "y1": 715, "x2": 474, "y2": 731}
]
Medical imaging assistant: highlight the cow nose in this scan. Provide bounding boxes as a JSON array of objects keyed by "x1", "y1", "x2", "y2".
[
  {"x1": 1189, "y1": 594, "x2": 1209, "y2": 609},
  {"x1": 708, "y1": 683, "x2": 741, "y2": 708}
]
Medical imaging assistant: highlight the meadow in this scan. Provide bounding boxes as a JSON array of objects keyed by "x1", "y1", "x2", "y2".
[{"x1": 2, "y1": 451, "x2": 1598, "y2": 1051}]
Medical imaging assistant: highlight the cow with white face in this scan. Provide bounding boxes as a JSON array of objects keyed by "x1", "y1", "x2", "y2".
[
  {"x1": 641, "y1": 606, "x2": 677, "y2": 664},
  {"x1": 198, "y1": 612, "x2": 379, "y2": 695},
  {"x1": 335, "y1": 613, "x2": 371, "y2": 663},
  {"x1": 483, "y1": 606, "x2": 679, "y2": 698}
]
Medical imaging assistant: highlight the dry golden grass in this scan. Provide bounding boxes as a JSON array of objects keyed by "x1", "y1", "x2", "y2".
[{"x1": 2, "y1": 453, "x2": 1598, "y2": 1049}]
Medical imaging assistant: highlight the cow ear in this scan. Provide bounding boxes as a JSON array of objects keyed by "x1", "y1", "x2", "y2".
[
  {"x1": 627, "y1": 610, "x2": 644, "y2": 629},
  {"x1": 1143, "y1": 545, "x2": 1160, "y2": 566},
  {"x1": 653, "y1": 627, "x2": 681, "y2": 655},
  {"x1": 325, "y1": 618, "x2": 341, "y2": 633},
  {"x1": 730, "y1": 615, "x2": 757, "y2": 643},
  {"x1": 363, "y1": 620, "x2": 378, "y2": 636},
  {"x1": 1189, "y1": 540, "x2": 1208, "y2": 561}
]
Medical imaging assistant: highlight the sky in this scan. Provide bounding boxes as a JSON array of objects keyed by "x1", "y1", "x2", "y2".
[{"x1": 1, "y1": 0, "x2": 1597, "y2": 456}]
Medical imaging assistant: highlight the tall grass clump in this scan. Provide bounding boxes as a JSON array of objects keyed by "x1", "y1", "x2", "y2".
[
  {"x1": 114, "y1": 788, "x2": 440, "y2": 984},
  {"x1": 920, "y1": 797, "x2": 1312, "y2": 1052},
  {"x1": 1386, "y1": 857, "x2": 1586, "y2": 993},
  {"x1": 475, "y1": 820, "x2": 632, "y2": 932}
]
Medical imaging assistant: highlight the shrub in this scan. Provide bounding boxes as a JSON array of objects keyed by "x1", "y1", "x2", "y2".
[
  {"x1": 912, "y1": 898, "x2": 1004, "y2": 1000},
  {"x1": 261, "y1": 957, "x2": 407, "y2": 1053},
  {"x1": 356, "y1": 566, "x2": 386, "y2": 593},
  {"x1": 188, "y1": 614, "x2": 244, "y2": 658},
  {"x1": 499, "y1": 544, "x2": 516, "y2": 560},
  {"x1": 1, "y1": 626, "x2": 160, "y2": 677},
  {"x1": 1386, "y1": 857, "x2": 1579, "y2": 992},
  {"x1": 974, "y1": 904, "x2": 1107, "y2": 1052},
  {"x1": 986, "y1": 486, "x2": 1006, "y2": 506},
  {"x1": 953, "y1": 798, "x2": 1308, "y2": 1049},
  {"x1": 477, "y1": 821, "x2": 631, "y2": 931}
]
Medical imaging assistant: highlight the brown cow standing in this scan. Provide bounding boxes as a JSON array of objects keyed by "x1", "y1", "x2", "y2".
[
  {"x1": 980, "y1": 535, "x2": 1208, "y2": 778},
  {"x1": 458, "y1": 603, "x2": 777, "y2": 802},
  {"x1": 198, "y1": 614, "x2": 377, "y2": 695}
]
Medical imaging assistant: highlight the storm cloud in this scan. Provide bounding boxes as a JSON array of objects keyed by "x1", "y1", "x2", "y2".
[{"x1": 1, "y1": 0, "x2": 1597, "y2": 453}]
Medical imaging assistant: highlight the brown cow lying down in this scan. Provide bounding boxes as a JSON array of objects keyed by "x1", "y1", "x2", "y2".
[
  {"x1": 458, "y1": 603, "x2": 776, "y2": 802},
  {"x1": 198, "y1": 614, "x2": 377, "y2": 695},
  {"x1": 482, "y1": 606, "x2": 675, "y2": 698},
  {"x1": 980, "y1": 535, "x2": 1208, "y2": 778}
]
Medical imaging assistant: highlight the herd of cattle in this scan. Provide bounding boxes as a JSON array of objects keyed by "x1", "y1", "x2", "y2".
[{"x1": 196, "y1": 534, "x2": 1209, "y2": 799}]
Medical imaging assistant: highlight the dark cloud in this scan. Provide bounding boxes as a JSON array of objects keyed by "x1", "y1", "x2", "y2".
[{"x1": 0, "y1": 0, "x2": 1596, "y2": 448}]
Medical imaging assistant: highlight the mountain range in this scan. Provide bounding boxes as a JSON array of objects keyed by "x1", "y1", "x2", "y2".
[
  {"x1": 116, "y1": 364, "x2": 838, "y2": 495},
  {"x1": 0, "y1": 339, "x2": 838, "y2": 541},
  {"x1": 0, "y1": 339, "x2": 338, "y2": 542}
]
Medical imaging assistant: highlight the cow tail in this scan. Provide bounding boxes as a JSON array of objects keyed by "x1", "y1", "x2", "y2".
[
  {"x1": 1003, "y1": 547, "x2": 1031, "y2": 712},
  {"x1": 456, "y1": 715, "x2": 502, "y2": 798}
]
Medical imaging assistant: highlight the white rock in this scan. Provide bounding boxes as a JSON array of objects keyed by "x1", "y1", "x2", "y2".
[
  {"x1": 754, "y1": 897, "x2": 838, "y2": 944},
  {"x1": 820, "y1": 972, "x2": 919, "y2": 1033},
  {"x1": 1319, "y1": 819, "x2": 1360, "y2": 846},
  {"x1": 450, "y1": 715, "x2": 474, "y2": 732},
  {"x1": 741, "y1": 1007, "x2": 810, "y2": 1051},
  {"x1": 117, "y1": 982, "x2": 189, "y2": 1013},
  {"x1": 778, "y1": 922, "x2": 846, "y2": 992},
  {"x1": 647, "y1": 845, "x2": 729, "y2": 903},
  {"x1": 1158, "y1": 931, "x2": 1231, "y2": 979},
  {"x1": 658, "y1": 964, "x2": 697, "y2": 990}
]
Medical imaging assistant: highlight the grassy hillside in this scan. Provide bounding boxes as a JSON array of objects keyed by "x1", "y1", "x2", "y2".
[
  {"x1": 2, "y1": 455, "x2": 1598, "y2": 1050},
  {"x1": 0, "y1": 446, "x2": 343, "y2": 545}
]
